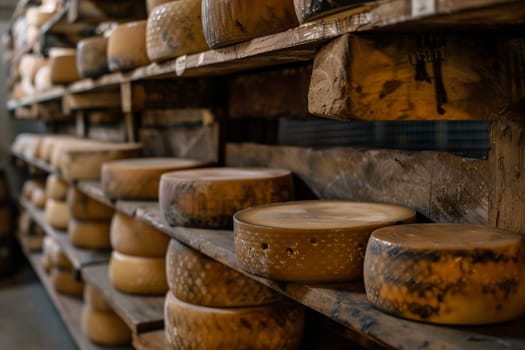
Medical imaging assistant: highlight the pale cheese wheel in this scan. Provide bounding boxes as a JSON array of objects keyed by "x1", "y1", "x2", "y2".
[
  {"x1": 165, "y1": 292, "x2": 305, "y2": 350},
  {"x1": 110, "y1": 212, "x2": 169, "y2": 257},
  {"x1": 68, "y1": 188, "x2": 114, "y2": 221},
  {"x1": 81, "y1": 305, "x2": 131, "y2": 346},
  {"x1": 159, "y1": 168, "x2": 294, "y2": 229},
  {"x1": 49, "y1": 242, "x2": 73, "y2": 270},
  {"x1": 167, "y1": 239, "x2": 281, "y2": 307},
  {"x1": 84, "y1": 284, "x2": 111, "y2": 311},
  {"x1": 26, "y1": 25, "x2": 40, "y2": 46},
  {"x1": 102, "y1": 157, "x2": 208, "y2": 200},
  {"x1": 109, "y1": 251, "x2": 168, "y2": 295},
  {"x1": 146, "y1": 1, "x2": 208, "y2": 62},
  {"x1": 38, "y1": 135, "x2": 78, "y2": 161},
  {"x1": 147, "y1": 0, "x2": 173, "y2": 13},
  {"x1": 50, "y1": 139, "x2": 97, "y2": 169},
  {"x1": 364, "y1": 224, "x2": 525, "y2": 325},
  {"x1": 35, "y1": 65, "x2": 52, "y2": 92},
  {"x1": 107, "y1": 21, "x2": 149, "y2": 72},
  {"x1": 31, "y1": 187, "x2": 47, "y2": 209},
  {"x1": 51, "y1": 268, "x2": 84, "y2": 296},
  {"x1": 50, "y1": 51, "x2": 80, "y2": 84},
  {"x1": 44, "y1": 198, "x2": 70, "y2": 230},
  {"x1": 234, "y1": 200, "x2": 416, "y2": 283},
  {"x1": 19, "y1": 54, "x2": 46, "y2": 82},
  {"x1": 68, "y1": 219, "x2": 111, "y2": 250},
  {"x1": 201, "y1": 0, "x2": 298, "y2": 49},
  {"x1": 45, "y1": 174, "x2": 69, "y2": 200},
  {"x1": 76, "y1": 37, "x2": 109, "y2": 78},
  {"x1": 42, "y1": 236, "x2": 60, "y2": 273}
]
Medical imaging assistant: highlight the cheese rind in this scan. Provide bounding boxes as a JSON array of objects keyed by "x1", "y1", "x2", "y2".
[
  {"x1": 44, "y1": 199, "x2": 70, "y2": 230},
  {"x1": 110, "y1": 212, "x2": 169, "y2": 257},
  {"x1": 167, "y1": 239, "x2": 281, "y2": 307},
  {"x1": 76, "y1": 37, "x2": 109, "y2": 78},
  {"x1": 107, "y1": 21, "x2": 149, "y2": 72},
  {"x1": 49, "y1": 51, "x2": 80, "y2": 84},
  {"x1": 165, "y1": 292, "x2": 305, "y2": 350},
  {"x1": 51, "y1": 268, "x2": 84, "y2": 296},
  {"x1": 81, "y1": 305, "x2": 131, "y2": 346},
  {"x1": 68, "y1": 219, "x2": 111, "y2": 250},
  {"x1": 45, "y1": 174, "x2": 69, "y2": 200},
  {"x1": 293, "y1": 0, "x2": 365, "y2": 23},
  {"x1": 234, "y1": 200, "x2": 416, "y2": 282},
  {"x1": 68, "y1": 188, "x2": 114, "y2": 221},
  {"x1": 109, "y1": 251, "x2": 168, "y2": 295},
  {"x1": 159, "y1": 168, "x2": 294, "y2": 228},
  {"x1": 84, "y1": 284, "x2": 111, "y2": 311},
  {"x1": 31, "y1": 187, "x2": 47, "y2": 209},
  {"x1": 364, "y1": 223, "x2": 525, "y2": 325}
]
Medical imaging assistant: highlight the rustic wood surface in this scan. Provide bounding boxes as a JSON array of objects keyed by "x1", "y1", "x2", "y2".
[
  {"x1": 82, "y1": 264, "x2": 165, "y2": 334},
  {"x1": 132, "y1": 331, "x2": 167, "y2": 350}
]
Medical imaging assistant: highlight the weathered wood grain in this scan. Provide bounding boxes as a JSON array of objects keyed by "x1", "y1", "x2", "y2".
[
  {"x1": 226, "y1": 143, "x2": 488, "y2": 224},
  {"x1": 132, "y1": 331, "x2": 167, "y2": 350}
]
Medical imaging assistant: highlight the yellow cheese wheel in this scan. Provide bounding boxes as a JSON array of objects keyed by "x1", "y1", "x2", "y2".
[
  {"x1": 22, "y1": 180, "x2": 45, "y2": 200},
  {"x1": 109, "y1": 251, "x2": 168, "y2": 295},
  {"x1": 76, "y1": 37, "x2": 109, "y2": 78},
  {"x1": 44, "y1": 198, "x2": 70, "y2": 230},
  {"x1": 107, "y1": 21, "x2": 150, "y2": 72},
  {"x1": 110, "y1": 212, "x2": 169, "y2": 257},
  {"x1": 84, "y1": 284, "x2": 111, "y2": 311},
  {"x1": 364, "y1": 224, "x2": 525, "y2": 325},
  {"x1": 201, "y1": 0, "x2": 298, "y2": 48},
  {"x1": 35, "y1": 65, "x2": 52, "y2": 92},
  {"x1": 165, "y1": 292, "x2": 305, "y2": 350},
  {"x1": 234, "y1": 200, "x2": 416, "y2": 283},
  {"x1": 68, "y1": 188, "x2": 114, "y2": 221},
  {"x1": 293, "y1": 0, "x2": 362, "y2": 23},
  {"x1": 42, "y1": 254, "x2": 53, "y2": 274},
  {"x1": 45, "y1": 174, "x2": 69, "y2": 200},
  {"x1": 68, "y1": 219, "x2": 111, "y2": 250},
  {"x1": 11, "y1": 133, "x2": 43, "y2": 159},
  {"x1": 50, "y1": 51, "x2": 80, "y2": 84},
  {"x1": 146, "y1": 1, "x2": 208, "y2": 62},
  {"x1": 102, "y1": 157, "x2": 208, "y2": 200},
  {"x1": 81, "y1": 306, "x2": 131, "y2": 346},
  {"x1": 51, "y1": 268, "x2": 84, "y2": 296},
  {"x1": 31, "y1": 187, "x2": 47, "y2": 209},
  {"x1": 147, "y1": 0, "x2": 173, "y2": 13},
  {"x1": 167, "y1": 239, "x2": 281, "y2": 307},
  {"x1": 159, "y1": 168, "x2": 294, "y2": 229}
]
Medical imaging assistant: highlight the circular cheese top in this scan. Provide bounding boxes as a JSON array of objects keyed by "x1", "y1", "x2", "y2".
[
  {"x1": 105, "y1": 158, "x2": 208, "y2": 170},
  {"x1": 162, "y1": 167, "x2": 291, "y2": 182},
  {"x1": 235, "y1": 200, "x2": 416, "y2": 231},
  {"x1": 371, "y1": 224, "x2": 523, "y2": 249}
]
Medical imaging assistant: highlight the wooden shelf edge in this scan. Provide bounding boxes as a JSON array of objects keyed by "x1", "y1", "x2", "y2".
[{"x1": 132, "y1": 330, "x2": 167, "y2": 350}]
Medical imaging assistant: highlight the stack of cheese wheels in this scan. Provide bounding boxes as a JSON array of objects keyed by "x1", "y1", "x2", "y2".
[
  {"x1": 49, "y1": 48, "x2": 80, "y2": 85},
  {"x1": 43, "y1": 236, "x2": 84, "y2": 296},
  {"x1": 76, "y1": 36, "x2": 109, "y2": 78},
  {"x1": 109, "y1": 212, "x2": 169, "y2": 295},
  {"x1": 146, "y1": 0, "x2": 208, "y2": 62},
  {"x1": 82, "y1": 284, "x2": 131, "y2": 346},
  {"x1": 67, "y1": 188, "x2": 113, "y2": 249},
  {"x1": 234, "y1": 201, "x2": 416, "y2": 282},
  {"x1": 159, "y1": 168, "x2": 294, "y2": 228},
  {"x1": 107, "y1": 21, "x2": 149, "y2": 72},
  {"x1": 293, "y1": 0, "x2": 367, "y2": 23},
  {"x1": 31, "y1": 182, "x2": 47, "y2": 209},
  {"x1": 165, "y1": 239, "x2": 304, "y2": 349},
  {"x1": 201, "y1": 0, "x2": 298, "y2": 48},
  {"x1": 364, "y1": 223, "x2": 525, "y2": 325},
  {"x1": 43, "y1": 174, "x2": 69, "y2": 230},
  {"x1": 101, "y1": 158, "x2": 208, "y2": 200}
]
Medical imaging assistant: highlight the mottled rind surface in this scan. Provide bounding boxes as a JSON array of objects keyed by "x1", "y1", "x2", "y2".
[
  {"x1": 77, "y1": 37, "x2": 109, "y2": 79},
  {"x1": 294, "y1": 0, "x2": 369, "y2": 23}
]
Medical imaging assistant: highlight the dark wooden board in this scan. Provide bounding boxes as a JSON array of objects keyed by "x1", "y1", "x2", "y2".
[
  {"x1": 132, "y1": 330, "x2": 167, "y2": 350},
  {"x1": 82, "y1": 264, "x2": 165, "y2": 334}
]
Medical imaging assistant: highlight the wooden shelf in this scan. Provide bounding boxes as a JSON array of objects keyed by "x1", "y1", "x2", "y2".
[
  {"x1": 22, "y1": 250, "x2": 131, "y2": 350},
  {"x1": 132, "y1": 331, "x2": 167, "y2": 350},
  {"x1": 82, "y1": 264, "x2": 165, "y2": 334}
]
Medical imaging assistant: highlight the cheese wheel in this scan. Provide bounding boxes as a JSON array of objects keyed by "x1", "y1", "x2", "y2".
[
  {"x1": 58, "y1": 142, "x2": 143, "y2": 181},
  {"x1": 165, "y1": 292, "x2": 304, "y2": 350},
  {"x1": 364, "y1": 224, "x2": 525, "y2": 325},
  {"x1": 38, "y1": 135, "x2": 77, "y2": 161},
  {"x1": 147, "y1": 0, "x2": 172, "y2": 13},
  {"x1": 102, "y1": 157, "x2": 208, "y2": 200},
  {"x1": 146, "y1": 1, "x2": 208, "y2": 62},
  {"x1": 12, "y1": 133, "x2": 42, "y2": 159},
  {"x1": 109, "y1": 251, "x2": 168, "y2": 295},
  {"x1": 167, "y1": 239, "x2": 281, "y2": 307},
  {"x1": 159, "y1": 168, "x2": 294, "y2": 229},
  {"x1": 45, "y1": 174, "x2": 69, "y2": 200},
  {"x1": 293, "y1": 0, "x2": 367, "y2": 23},
  {"x1": 35, "y1": 65, "x2": 52, "y2": 92},
  {"x1": 107, "y1": 21, "x2": 149, "y2": 72},
  {"x1": 50, "y1": 139, "x2": 98, "y2": 169},
  {"x1": 22, "y1": 180, "x2": 45, "y2": 200},
  {"x1": 234, "y1": 200, "x2": 416, "y2": 283},
  {"x1": 68, "y1": 188, "x2": 114, "y2": 221},
  {"x1": 42, "y1": 254, "x2": 53, "y2": 274},
  {"x1": 44, "y1": 198, "x2": 70, "y2": 230},
  {"x1": 76, "y1": 37, "x2": 109, "y2": 78},
  {"x1": 51, "y1": 268, "x2": 84, "y2": 296},
  {"x1": 110, "y1": 212, "x2": 169, "y2": 257},
  {"x1": 81, "y1": 306, "x2": 131, "y2": 346},
  {"x1": 31, "y1": 187, "x2": 47, "y2": 209},
  {"x1": 50, "y1": 51, "x2": 80, "y2": 84},
  {"x1": 68, "y1": 219, "x2": 111, "y2": 250},
  {"x1": 84, "y1": 284, "x2": 111, "y2": 311},
  {"x1": 201, "y1": 0, "x2": 298, "y2": 49},
  {"x1": 49, "y1": 243, "x2": 73, "y2": 270},
  {"x1": 19, "y1": 54, "x2": 46, "y2": 83}
]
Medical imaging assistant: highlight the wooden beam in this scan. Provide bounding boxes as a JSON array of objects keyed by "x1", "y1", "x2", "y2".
[
  {"x1": 63, "y1": 91, "x2": 122, "y2": 113},
  {"x1": 226, "y1": 143, "x2": 488, "y2": 224},
  {"x1": 308, "y1": 34, "x2": 525, "y2": 121}
]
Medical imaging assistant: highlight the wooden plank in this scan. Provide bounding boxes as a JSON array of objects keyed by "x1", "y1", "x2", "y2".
[
  {"x1": 226, "y1": 143, "x2": 488, "y2": 225},
  {"x1": 132, "y1": 331, "x2": 167, "y2": 350},
  {"x1": 13, "y1": 152, "x2": 55, "y2": 174},
  {"x1": 83, "y1": 264, "x2": 165, "y2": 334},
  {"x1": 76, "y1": 181, "x2": 114, "y2": 208}
]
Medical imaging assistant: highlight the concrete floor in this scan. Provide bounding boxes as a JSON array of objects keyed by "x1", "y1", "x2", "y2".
[{"x1": 0, "y1": 260, "x2": 77, "y2": 349}]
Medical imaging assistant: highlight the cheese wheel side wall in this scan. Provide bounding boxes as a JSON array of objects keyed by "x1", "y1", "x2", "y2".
[
  {"x1": 68, "y1": 188, "x2": 114, "y2": 221},
  {"x1": 84, "y1": 284, "x2": 111, "y2": 311},
  {"x1": 68, "y1": 220, "x2": 111, "y2": 250},
  {"x1": 49, "y1": 54, "x2": 80, "y2": 84},
  {"x1": 77, "y1": 37, "x2": 109, "y2": 78},
  {"x1": 109, "y1": 252, "x2": 168, "y2": 295},
  {"x1": 107, "y1": 21, "x2": 149, "y2": 72},
  {"x1": 52, "y1": 269, "x2": 84, "y2": 296},
  {"x1": 45, "y1": 199, "x2": 70, "y2": 230},
  {"x1": 45, "y1": 174, "x2": 69, "y2": 200},
  {"x1": 81, "y1": 306, "x2": 131, "y2": 346}
]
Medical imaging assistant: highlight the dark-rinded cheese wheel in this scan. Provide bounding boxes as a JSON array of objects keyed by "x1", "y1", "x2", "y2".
[
  {"x1": 107, "y1": 21, "x2": 150, "y2": 72},
  {"x1": 165, "y1": 292, "x2": 305, "y2": 350},
  {"x1": 201, "y1": 0, "x2": 298, "y2": 48},
  {"x1": 234, "y1": 200, "x2": 416, "y2": 282},
  {"x1": 49, "y1": 50, "x2": 80, "y2": 84},
  {"x1": 293, "y1": 0, "x2": 370, "y2": 23},
  {"x1": 76, "y1": 37, "x2": 109, "y2": 78},
  {"x1": 166, "y1": 239, "x2": 281, "y2": 307},
  {"x1": 159, "y1": 167, "x2": 294, "y2": 228},
  {"x1": 364, "y1": 224, "x2": 525, "y2": 325}
]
